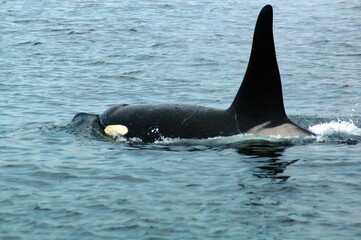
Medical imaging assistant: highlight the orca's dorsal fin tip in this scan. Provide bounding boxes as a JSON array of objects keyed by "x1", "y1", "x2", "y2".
[
  {"x1": 231, "y1": 5, "x2": 287, "y2": 119},
  {"x1": 259, "y1": 5, "x2": 273, "y2": 23},
  {"x1": 263, "y1": 4, "x2": 273, "y2": 11}
]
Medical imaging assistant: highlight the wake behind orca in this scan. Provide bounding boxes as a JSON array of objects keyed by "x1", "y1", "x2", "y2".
[{"x1": 78, "y1": 5, "x2": 315, "y2": 143}]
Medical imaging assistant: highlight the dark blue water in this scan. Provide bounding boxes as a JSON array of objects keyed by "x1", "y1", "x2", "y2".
[{"x1": 1, "y1": 0, "x2": 361, "y2": 239}]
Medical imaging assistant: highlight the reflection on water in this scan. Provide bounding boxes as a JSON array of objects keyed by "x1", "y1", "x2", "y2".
[
  {"x1": 252, "y1": 158, "x2": 297, "y2": 181},
  {"x1": 236, "y1": 140, "x2": 297, "y2": 181},
  {"x1": 236, "y1": 140, "x2": 292, "y2": 158}
]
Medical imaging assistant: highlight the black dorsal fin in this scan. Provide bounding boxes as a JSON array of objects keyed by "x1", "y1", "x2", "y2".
[{"x1": 230, "y1": 5, "x2": 287, "y2": 119}]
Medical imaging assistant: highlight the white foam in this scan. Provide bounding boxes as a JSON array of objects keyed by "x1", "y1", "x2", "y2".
[
  {"x1": 309, "y1": 119, "x2": 361, "y2": 136},
  {"x1": 155, "y1": 133, "x2": 302, "y2": 146}
]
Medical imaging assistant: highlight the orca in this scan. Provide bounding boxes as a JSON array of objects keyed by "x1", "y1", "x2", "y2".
[{"x1": 98, "y1": 5, "x2": 315, "y2": 142}]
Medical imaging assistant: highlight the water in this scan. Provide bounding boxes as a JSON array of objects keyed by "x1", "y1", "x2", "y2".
[{"x1": 1, "y1": 0, "x2": 361, "y2": 239}]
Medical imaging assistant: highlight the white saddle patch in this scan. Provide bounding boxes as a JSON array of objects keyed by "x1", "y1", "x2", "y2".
[{"x1": 104, "y1": 125, "x2": 128, "y2": 137}]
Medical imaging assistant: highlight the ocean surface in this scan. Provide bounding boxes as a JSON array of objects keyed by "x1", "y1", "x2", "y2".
[{"x1": 1, "y1": 0, "x2": 361, "y2": 239}]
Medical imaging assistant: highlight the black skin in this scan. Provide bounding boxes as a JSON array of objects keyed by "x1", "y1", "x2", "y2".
[
  {"x1": 100, "y1": 104, "x2": 239, "y2": 142},
  {"x1": 99, "y1": 103, "x2": 310, "y2": 142}
]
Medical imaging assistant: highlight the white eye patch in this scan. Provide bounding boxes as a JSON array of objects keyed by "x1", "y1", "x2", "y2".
[{"x1": 104, "y1": 125, "x2": 128, "y2": 137}]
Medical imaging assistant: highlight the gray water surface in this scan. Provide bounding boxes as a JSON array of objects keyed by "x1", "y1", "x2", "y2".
[{"x1": 1, "y1": 0, "x2": 361, "y2": 239}]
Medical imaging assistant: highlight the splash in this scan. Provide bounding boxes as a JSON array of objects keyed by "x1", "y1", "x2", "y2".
[
  {"x1": 309, "y1": 119, "x2": 361, "y2": 136},
  {"x1": 309, "y1": 119, "x2": 361, "y2": 144}
]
